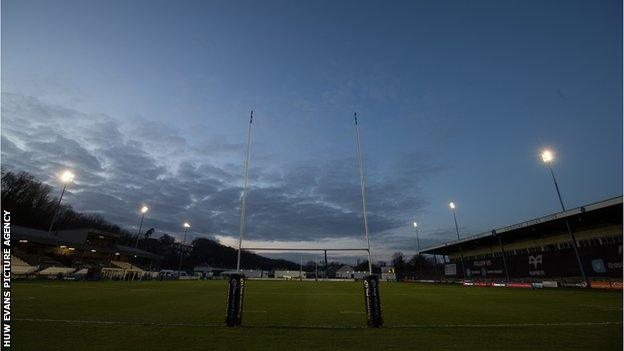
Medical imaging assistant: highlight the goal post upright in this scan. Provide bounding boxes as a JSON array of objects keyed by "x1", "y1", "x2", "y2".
[
  {"x1": 236, "y1": 110, "x2": 253, "y2": 272},
  {"x1": 354, "y1": 112, "x2": 383, "y2": 328},
  {"x1": 227, "y1": 110, "x2": 253, "y2": 328},
  {"x1": 354, "y1": 112, "x2": 373, "y2": 275}
]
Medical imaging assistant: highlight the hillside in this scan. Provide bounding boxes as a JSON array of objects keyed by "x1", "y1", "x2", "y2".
[{"x1": 1, "y1": 169, "x2": 297, "y2": 270}]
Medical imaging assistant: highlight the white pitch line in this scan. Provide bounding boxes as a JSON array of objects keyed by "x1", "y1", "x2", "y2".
[
  {"x1": 579, "y1": 304, "x2": 623, "y2": 311},
  {"x1": 388, "y1": 321, "x2": 623, "y2": 329},
  {"x1": 14, "y1": 318, "x2": 224, "y2": 328},
  {"x1": 14, "y1": 318, "x2": 622, "y2": 329}
]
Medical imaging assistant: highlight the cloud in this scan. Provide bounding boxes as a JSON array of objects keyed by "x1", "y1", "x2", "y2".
[{"x1": 1, "y1": 92, "x2": 441, "y2": 260}]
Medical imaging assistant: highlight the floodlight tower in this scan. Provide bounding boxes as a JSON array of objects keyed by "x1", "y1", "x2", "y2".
[
  {"x1": 48, "y1": 170, "x2": 75, "y2": 234},
  {"x1": 449, "y1": 202, "x2": 466, "y2": 279},
  {"x1": 134, "y1": 205, "x2": 149, "y2": 248},
  {"x1": 412, "y1": 221, "x2": 423, "y2": 278},
  {"x1": 177, "y1": 222, "x2": 191, "y2": 278},
  {"x1": 540, "y1": 149, "x2": 588, "y2": 286}
]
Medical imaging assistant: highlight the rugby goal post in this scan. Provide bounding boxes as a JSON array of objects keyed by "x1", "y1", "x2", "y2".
[{"x1": 225, "y1": 111, "x2": 383, "y2": 328}]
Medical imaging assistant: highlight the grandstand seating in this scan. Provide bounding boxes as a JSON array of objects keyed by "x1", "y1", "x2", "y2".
[
  {"x1": 37, "y1": 267, "x2": 76, "y2": 276},
  {"x1": 13, "y1": 266, "x2": 39, "y2": 275},
  {"x1": 12, "y1": 255, "x2": 29, "y2": 266},
  {"x1": 14, "y1": 251, "x2": 63, "y2": 268},
  {"x1": 12, "y1": 251, "x2": 149, "y2": 279},
  {"x1": 11, "y1": 255, "x2": 39, "y2": 275}
]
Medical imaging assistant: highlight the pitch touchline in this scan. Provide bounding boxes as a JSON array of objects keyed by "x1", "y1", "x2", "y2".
[{"x1": 14, "y1": 318, "x2": 622, "y2": 329}]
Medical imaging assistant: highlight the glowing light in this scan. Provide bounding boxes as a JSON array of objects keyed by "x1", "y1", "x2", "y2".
[
  {"x1": 140, "y1": 206, "x2": 149, "y2": 214},
  {"x1": 68, "y1": 247, "x2": 75, "y2": 251},
  {"x1": 541, "y1": 150, "x2": 554, "y2": 163},
  {"x1": 115, "y1": 252, "x2": 120, "y2": 255},
  {"x1": 60, "y1": 170, "x2": 75, "y2": 183},
  {"x1": 60, "y1": 245, "x2": 67, "y2": 249},
  {"x1": 91, "y1": 249, "x2": 96, "y2": 253},
  {"x1": 412, "y1": 221, "x2": 418, "y2": 228},
  {"x1": 449, "y1": 202, "x2": 456, "y2": 210},
  {"x1": 19, "y1": 239, "x2": 28, "y2": 243},
  {"x1": 183, "y1": 222, "x2": 191, "y2": 228}
]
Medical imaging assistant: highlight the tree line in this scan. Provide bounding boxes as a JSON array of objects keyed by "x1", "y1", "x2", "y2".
[
  {"x1": 391, "y1": 252, "x2": 442, "y2": 279},
  {"x1": 1, "y1": 169, "x2": 298, "y2": 270}
]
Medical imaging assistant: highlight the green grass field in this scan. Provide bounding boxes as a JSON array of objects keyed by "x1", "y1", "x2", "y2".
[{"x1": 12, "y1": 280, "x2": 623, "y2": 350}]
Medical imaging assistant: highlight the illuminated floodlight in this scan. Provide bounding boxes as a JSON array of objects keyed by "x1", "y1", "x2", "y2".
[
  {"x1": 541, "y1": 149, "x2": 554, "y2": 163},
  {"x1": 184, "y1": 222, "x2": 191, "y2": 228},
  {"x1": 91, "y1": 249, "x2": 96, "y2": 253},
  {"x1": 140, "y1": 206, "x2": 149, "y2": 214},
  {"x1": 449, "y1": 202, "x2": 456, "y2": 210},
  {"x1": 412, "y1": 221, "x2": 418, "y2": 228},
  {"x1": 60, "y1": 170, "x2": 75, "y2": 183}
]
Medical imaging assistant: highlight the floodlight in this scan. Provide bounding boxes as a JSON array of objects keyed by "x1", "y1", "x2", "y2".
[
  {"x1": 60, "y1": 170, "x2": 75, "y2": 183},
  {"x1": 541, "y1": 150, "x2": 554, "y2": 163}
]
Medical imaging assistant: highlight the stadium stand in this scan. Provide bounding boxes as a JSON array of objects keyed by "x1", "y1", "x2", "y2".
[
  {"x1": 37, "y1": 266, "x2": 76, "y2": 277},
  {"x1": 420, "y1": 196, "x2": 623, "y2": 287},
  {"x1": 11, "y1": 255, "x2": 39, "y2": 275},
  {"x1": 13, "y1": 225, "x2": 163, "y2": 280},
  {"x1": 14, "y1": 251, "x2": 63, "y2": 268}
]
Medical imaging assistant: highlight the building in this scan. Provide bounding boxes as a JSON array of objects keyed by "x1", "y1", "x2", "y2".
[
  {"x1": 273, "y1": 270, "x2": 306, "y2": 279},
  {"x1": 352, "y1": 271, "x2": 367, "y2": 280},
  {"x1": 220, "y1": 269, "x2": 266, "y2": 278},
  {"x1": 335, "y1": 265, "x2": 355, "y2": 279},
  {"x1": 381, "y1": 267, "x2": 396, "y2": 281},
  {"x1": 420, "y1": 197, "x2": 622, "y2": 283}
]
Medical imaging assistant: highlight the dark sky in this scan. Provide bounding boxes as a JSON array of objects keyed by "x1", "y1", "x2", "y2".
[{"x1": 1, "y1": 0, "x2": 622, "y2": 262}]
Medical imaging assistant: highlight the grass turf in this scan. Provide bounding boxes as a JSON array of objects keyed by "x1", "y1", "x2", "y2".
[{"x1": 12, "y1": 280, "x2": 623, "y2": 350}]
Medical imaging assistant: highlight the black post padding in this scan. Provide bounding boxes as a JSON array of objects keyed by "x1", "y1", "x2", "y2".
[
  {"x1": 225, "y1": 274, "x2": 245, "y2": 327},
  {"x1": 363, "y1": 275, "x2": 383, "y2": 328}
]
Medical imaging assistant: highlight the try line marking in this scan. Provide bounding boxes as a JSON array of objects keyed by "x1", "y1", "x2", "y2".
[{"x1": 14, "y1": 318, "x2": 622, "y2": 329}]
